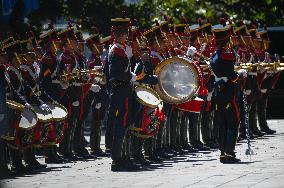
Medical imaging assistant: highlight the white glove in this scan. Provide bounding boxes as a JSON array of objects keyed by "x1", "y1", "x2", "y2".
[
  {"x1": 125, "y1": 45, "x2": 133, "y2": 60},
  {"x1": 95, "y1": 103, "x2": 101, "y2": 109},
  {"x1": 90, "y1": 84, "x2": 101, "y2": 93},
  {"x1": 207, "y1": 92, "x2": 213, "y2": 101},
  {"x1": 244, "y1": 90, "x2": 251, "y2": 96},
  {"x1": 25, "y1": 103, "x2": 32, "y2": 110},
  {"x1": 131, "y1": 72, "x2": 136, "y2": 82},
  {"x1": 72, "y1": 101, "x2": 79, "y2": 107},
  {"x1": 0, "y1": 114, "x2": 5, "y2": 122},
  {"x1": 73, "y1": 82, "x2": 82, "y2": 87},
  {"x1": 237, "y1": 69, "x2": 247, "y2": 78},
  {"x1": 261, "y1": 89, "x2": 267, "y2": 93},
  {"x1": 187, "y1": 46, "x2": 197, "y2": 57},
  {"x1": 40, "y1": 103, "x2": 51, "y2": 112},
  {"x1": 58, "y1": 81, "x2": 69, "y2": 89}
]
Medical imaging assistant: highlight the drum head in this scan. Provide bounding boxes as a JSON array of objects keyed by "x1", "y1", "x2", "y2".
[
  {"x1": 135, "y1": 86, "x2": 162, "y2": 108},
  {"x1": 32, "y1": 105, "x2": 53, "y2": 123},
  {"x1": 19, "y1": 109, "x2": 38, "y2": 129},
  {"x1": 47, "y1": 103, "x2": 68, "y2": 122},
  {"x1": 155, "y1": 56, "x2": 199, "y2": 104}
]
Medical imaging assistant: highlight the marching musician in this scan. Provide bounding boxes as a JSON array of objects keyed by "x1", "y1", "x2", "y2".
[
  {"x1": 144, "y1": 24, "x2": 173, "y2": 162},
  {"x1": 256, "y1": 27, "x2": 277, "y2": 135},
  {"x1": 85, "y1": 28, "x2": 109, "y2": 157},
  {"x1": 38, "y1": 24, "x2": 67, "y2": 164},
  {"x1": 210, "y1": 18, "x2": 246, "y2": 163},
  {"x1": 57, "y1": 24, "x2": 85, "y2": 161},
  {"x1": 2, "y1": 39, "x2": 38, "y2": 173},
  {"x1": 107, "y1": 15, "x2": 140, "y2": 171},
  {"x1": 71, "y1": 24, "x2": 95, "y2": 159},
  {"x1": 0, "y1": 51, "x2": 11, "y2": 176}
]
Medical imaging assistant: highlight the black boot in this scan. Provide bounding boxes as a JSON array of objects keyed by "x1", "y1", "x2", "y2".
[
  {"x1": 9, "y1": 149, "x2": 30, "y2": 174},
  {"x1": 91, "y1": 148, "x2": 109, "y2": 157},
  {"x1": 251, "y1": 128, "x2": 265, "y2": 137},
  {"x1": 220, "y1": 154, "x2": 241, "y2": 164},
  {"x1": 260, "y1": 126, "x2": 276, "y2": 135},
  {"x1": 23, "y1": 148, "x2": 46, "y2": 171}
]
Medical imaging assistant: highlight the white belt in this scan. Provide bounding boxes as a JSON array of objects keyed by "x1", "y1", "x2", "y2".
[
  {"x1": 214, "y1": 76, "x2": 228, "y2": 82},
  {"x1": 73, "y1": 83, "x2": 82, "y2": 87},
  {"x1": 52, "y1": 80, "x2": 60, "y2": 84},
  {"x1": 247, "y1": 72, "x2": 257, "y2": 76}
]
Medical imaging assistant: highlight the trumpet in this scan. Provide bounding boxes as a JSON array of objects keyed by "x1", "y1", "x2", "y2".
[
  {"x1": 235, "y1": 61, "x2": 284, "y2": 72},
  {"x1": 59, "y1": 66, "x2": 106, "y2": 84}
]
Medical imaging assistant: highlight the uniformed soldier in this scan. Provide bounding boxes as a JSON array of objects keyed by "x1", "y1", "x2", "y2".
[
  {"x1": 210, "y1": 18, "x2": 245, "y2": 163},
  {"x1": 256, "y1": 27, "x2": 277, "y2": 134},
  {"x1": 0, "y1": 51, "x2": 12, "y2": 177},
  {"x1": 84, "y1": 27, "x2": 108, "y2": 157},
  {"x1": 2, "y1": 39, "x2": 37, "y2": 173},
  {"x1": 186, "y1": 20, "x2": 210, "y2": 151},
  {"x1": 107, "y1": 15, "x2": 140, "y2": 171},
  {"x1": 38, "y1": 24, "x2": 67, "y2": 163}
]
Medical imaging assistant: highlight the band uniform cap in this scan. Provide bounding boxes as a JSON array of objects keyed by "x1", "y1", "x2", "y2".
[
  {"x1": 175, "y1": 24, "x2": 189, "y2": 35},
  {"x1": 39, "y1": 29, "x2": 58, "y2": 46},
  {"x1": 57, "y1": 27, "x2": 76, "y2": 41},
  {"x1": 234, "y1": 24, "x2": 249, "y2": 36},
  {"x1": 212, "y1": 24, "x2": 231, "y2": 41},
  {"x1": 257, "y1": 28, "x2": 270, "y2": 41},
  {"x1": 2, "y1": 40, "x2": 22, "y2": 56},
  {"x1": 200, "y1": 23, "x2": 212, "y2": 35},
  {"x1": 101, "y1": 36, "x2": 113, "y2": 45},
  {"x1": 143, "y1": 26, "x2": 164, "y2": 44},
  {"x1": 111, "y1": 18, "x2": 130, "y2": 30}
]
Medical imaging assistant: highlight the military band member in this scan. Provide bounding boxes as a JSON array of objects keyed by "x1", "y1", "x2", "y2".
[
  {"x1": 255, "y1": 27, "x2": 277, "y2": 135},
  {"x1": 38, "y1": 25, "x2": 67, "y2": 163},
  {"x1": 210, "y1": 19, "x2": 245, "y2": 163},
  {"x1": 86, "y1": 27, "x2": 108, "y2": 157},
  {"x1": 107, "y1": 16, "x2": 140, "y2": 171}
]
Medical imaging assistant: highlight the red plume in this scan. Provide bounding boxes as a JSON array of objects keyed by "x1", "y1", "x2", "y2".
[
  {"x1": 182, "y1": 16, "x2": 189, "y2": 24},
  {"x1": 48, "y1": 23, "x2": 54, "y2": 30},
  {"x1": 91, "y1": 26, "x2": 99, "y2": 34},
  {"x1": 155, "y1": 19, "x2": 160, "y2": 26},
  {"x1": 219, "y1": 18, "x2": 226, "y2": 26},
  {"x1": 122, "y1": 10, "x2": 126, "y2": 19},
  {"x1": 67, "y1": 21, "x2": 73, "y2": 28},
  {"x1": 206, "y1": 18, "x2": 211, "y2": 23},
  {"x1": 264, "y1": 24, "x2": 267, "y2": 31},
  {"x1": 76, "y1": 24, "x2": 81, "y2": 31},
  {"x1": 163, "y1": 15, "x2": 168, "y2": 21},
  {"x1": 198, "y1": 18, "x2": 202, "y2": 26}
]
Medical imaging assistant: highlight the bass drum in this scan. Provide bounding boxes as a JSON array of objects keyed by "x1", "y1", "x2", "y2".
[
  {"x1": 131, "y1": 85, "x2": 165, "y2": 139},
  {"x1": 175, "y1": 97, "x2": 204, "y2": 113},
  {"x1": 174, "y1": 57, "x2": 205, "y2": 113},
  {"x1": 154, "y1": 56, "x2": 202, "y2": 104}
]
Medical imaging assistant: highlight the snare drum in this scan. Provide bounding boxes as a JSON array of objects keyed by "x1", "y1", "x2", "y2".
[
  {"x1": 32, "y1": 105, "x2": 53, "y2": 123},
  {"x1": 154, "y1": 56, "x2": 202, "y2": 104},
  {"x1": 131, "y1": 85, "x2": 164, "y2": 138},
  {"x1": 47, "y1": 102, "x2": 68, "y2": 144},
  {"x1": 47, "y1": 102, "x2": 68, "y2": 122},
  {"x1": 7, "y1": 104, "x2": 38, "y2": 149}
]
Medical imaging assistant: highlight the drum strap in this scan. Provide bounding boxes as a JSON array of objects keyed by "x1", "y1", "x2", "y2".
[{"x1": 136, "y1": 71, "x2": 146, "y2": 81}]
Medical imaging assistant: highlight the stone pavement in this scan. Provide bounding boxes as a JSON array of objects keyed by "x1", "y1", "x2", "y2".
[{"x1": 1, "y1": 120, "x2": 284, "y2": 188}]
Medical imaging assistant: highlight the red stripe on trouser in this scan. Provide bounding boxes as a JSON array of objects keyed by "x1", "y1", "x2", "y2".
[
  {"x1": 232, "y1": 96, "x2": 240, "y2": 122},
  {"x1": 123, "y1": 97, "x2": 129, "y2": 127}
]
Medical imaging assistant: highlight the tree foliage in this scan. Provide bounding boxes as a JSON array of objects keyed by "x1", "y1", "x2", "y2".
[{"x1": 7, "y1": 0, "x2": 284, "y2": 35}]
